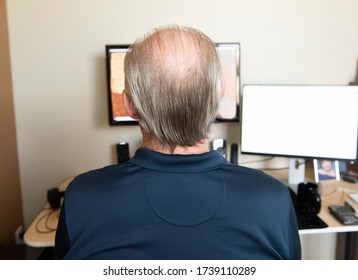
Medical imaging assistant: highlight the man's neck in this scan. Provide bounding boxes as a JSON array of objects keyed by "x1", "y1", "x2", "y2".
[{"x1": 141, "y1": 131, "x2": 209, "y2": 155}]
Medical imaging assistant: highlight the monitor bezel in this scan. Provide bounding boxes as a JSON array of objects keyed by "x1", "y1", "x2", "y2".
[
  {"x1": 214, "y1": 43, "x2": 241, "y2": 123},
  {"x1": 105, "y1": 44, "x2": 137, "y2": 125}
]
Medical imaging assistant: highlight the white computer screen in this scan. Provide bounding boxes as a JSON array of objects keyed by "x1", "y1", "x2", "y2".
[{"x1": 240, "y1": 85, "x2": 358, "y2": 161}]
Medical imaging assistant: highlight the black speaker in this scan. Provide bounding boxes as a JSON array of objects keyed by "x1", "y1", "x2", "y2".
[
  {"x1": 116, "y1": 142, "x2": 130, "y2": 163},
  {"x1": 230, "y1": 143, "x2": 238, "y2": 165},
  {"x1": 297, "y1": 182, "x2": 321, "y2": 214},
  {"x1": 47, "y1": 188, "x2": 65, "y2": 209}
]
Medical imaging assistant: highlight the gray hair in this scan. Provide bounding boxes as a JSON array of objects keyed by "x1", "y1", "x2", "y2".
[{"x1": 124, "y1": 25, "x2": 222, "y2": 150}]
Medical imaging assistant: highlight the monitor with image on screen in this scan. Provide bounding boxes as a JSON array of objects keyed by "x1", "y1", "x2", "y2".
[{"x1": 105, "y1": 43, "x2": 240, "y2": 125}]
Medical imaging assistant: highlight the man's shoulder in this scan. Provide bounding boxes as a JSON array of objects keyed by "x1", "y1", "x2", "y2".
[
  {"x1": 228, "y1": 164, "x2": 286, "y2": 184},
  {"x1": 66, "y1": 162, "x2": 139, "y2": 194},
  {"x1": 223, "y1": 164, "x2": 290, "y2": 197}
]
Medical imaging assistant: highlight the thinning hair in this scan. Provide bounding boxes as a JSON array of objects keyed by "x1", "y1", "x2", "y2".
[{"x1": 124, "y1": 25, "x2": 222, "y2": 151}]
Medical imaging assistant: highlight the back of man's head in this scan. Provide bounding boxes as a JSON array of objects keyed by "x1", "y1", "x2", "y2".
[{"x1": 124, "y1": 25, "x2": 222, "y2": 151}]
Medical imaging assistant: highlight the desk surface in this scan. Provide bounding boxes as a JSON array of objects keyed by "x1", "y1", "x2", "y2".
[
  {"x1": 265, "y1": 168, "x2": 358, "y2": 235},
  {"x1": 23, "y1": 177, "x2": 73, "y2": 247},
  {"x1": 301, "y1": 181, "x2": 358, "y2": 234},
  {"x1": 24, "y1": 169, "x2": 358, "y2": 247}
]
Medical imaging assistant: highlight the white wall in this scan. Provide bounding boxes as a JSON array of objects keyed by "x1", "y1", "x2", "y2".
[{"x1": 6, "y1": 0, "x2": 358, "y2": 258}]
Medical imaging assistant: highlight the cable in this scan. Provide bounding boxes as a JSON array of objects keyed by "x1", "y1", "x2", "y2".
[
  {"x1": 239, "y1": 156, "x2": 275, "y2": 165},
  {"x1": 262, "y1": 166, "x2": 290, "y2": 171},
  {"x1": 35, "y1": 208, "x2": 58, "y2": 234},
  {"x1": 241, "y1": 158, "x2": 311, "y2": 171}
]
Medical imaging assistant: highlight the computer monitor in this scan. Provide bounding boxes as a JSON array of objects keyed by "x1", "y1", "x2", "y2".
[
  {"x1": 105, "y1": 43, "x2": 240, "y2": 125},
  {"x1": 106, "y1": 45, "x2": 133, "y2": 125},
  {"x1": 240, "y1": 85, "x2": 358, "y2": 185}
]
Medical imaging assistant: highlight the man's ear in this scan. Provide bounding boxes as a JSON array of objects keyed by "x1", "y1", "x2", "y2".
[{"x1": 122, "y1": 90, "x2": 140, "y2": 119}]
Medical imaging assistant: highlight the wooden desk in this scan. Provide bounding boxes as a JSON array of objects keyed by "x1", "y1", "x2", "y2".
[
  {"x1": 303, "y1": 180, "x2": 358, "y2": 234},
  {"x1": 23, "y1": 177, "x2": 74, "y2": 247},
  {"x1": 265, "y1": 167, "x2": 358, "y2": 259},
  {"x1": 302, "y1": 180, "x2": 358, "y2": 259},
  {"x1": 264, "y1": 168, "x2": 358, "y2": 234}
]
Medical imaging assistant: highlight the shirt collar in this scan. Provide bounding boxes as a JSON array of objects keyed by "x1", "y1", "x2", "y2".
[{"x1": 130, "y1": 148, "x2": 228, "y2": 172}]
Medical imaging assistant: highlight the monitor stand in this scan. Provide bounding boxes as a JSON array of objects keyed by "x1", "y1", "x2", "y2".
[{"x1": 288, "y1": 158, "x2": 305, "y2": 193}]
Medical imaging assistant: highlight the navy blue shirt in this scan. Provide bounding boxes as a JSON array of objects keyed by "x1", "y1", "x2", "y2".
[{"x1": 55, "y1": 148, "x2": 301, "y2": 259}]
